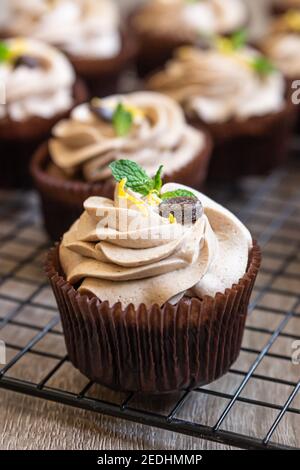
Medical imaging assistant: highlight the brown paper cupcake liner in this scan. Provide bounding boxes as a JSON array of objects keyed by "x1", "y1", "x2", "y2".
[
  {"x1": 0, "y1": 80, "x2": 88, "y2": 189},
  {"x1": 67, "y1": 31, "x2": 137, "y2": 98},
  {"x1": 189, "y1": 92, "x2": 296, "y2": 180},
  {"x1": 45, "y1": 241, "x2": 261, "y2": 394},
  {"x1": 30, "y1": 131, "x2": 212, "y2": 241}
]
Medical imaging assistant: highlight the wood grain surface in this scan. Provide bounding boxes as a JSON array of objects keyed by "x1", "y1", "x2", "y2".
[{"x1": 0, "y1": 390, "x2": 237, "y2": 450}]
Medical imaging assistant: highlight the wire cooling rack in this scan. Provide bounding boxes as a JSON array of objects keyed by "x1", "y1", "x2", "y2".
[{"x1": 0, "y1": 155, "x2": 299, "y2": 451}]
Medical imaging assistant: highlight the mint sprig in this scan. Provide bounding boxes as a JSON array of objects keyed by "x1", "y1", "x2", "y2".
[
  {"x1": 161, "y1": 189, "x2": 197, "y2": 200},
  {"x1": 251, "y1": 56, "x2": 275, "y2": 77},
  {"x1": 231, "y1": 29, "x2": 247, "y2": 50},
  {"x1": 109, "y1": 159, "x2": 196, "y2": 200},
  {"x1": 110, "y1": 160, "x2": 155, "y2": 196},
  {"x1": 112, "y1": 103, "x2": 133, "y2": 137},
  {"x1": 153, "y1": 165, "x2": 163, "y2": 192},
  {"x1": 0, "y1": 42, "x2": 10, "y2": 63}
]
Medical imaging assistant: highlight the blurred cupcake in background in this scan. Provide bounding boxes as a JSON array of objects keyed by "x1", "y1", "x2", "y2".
[
  {"x1": 0, "y1": 38, "x2": 86, "y2": 189},
  {"x1": 31, "y1": 91, "x2": 212, "y2": 240},
  {"x1": 1, "y1": 0, "x2": 136, "y2": 97},
  {"x1": 147, "y1": 37, "x2": 296, "y2": 180},
  {"x1": 262, "y1": 10, "x2": 300, "y2": 79},
  {"x1": 261, "y1": 10, "x2": 300, "y2": 129},
  {"x1": 130, "y1": 0, "x2": 248, "y2": 76}
]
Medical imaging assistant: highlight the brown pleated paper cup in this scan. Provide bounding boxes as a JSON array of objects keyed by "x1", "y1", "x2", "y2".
[
  {"x1": 189, "y1": 92, "x2": 296, "y2": 181},
  {"x1": 67, "y1": 31, "x2": 137, "y2": 98},
  {"x1": 0, "y1": 80, "x2": 87, "y2": 189},
  {"x1": 31, "y1": 131, "x2": 212, "y2": 241},
  {"x1": 45, "y1": 241, "x2": 261, "y2": 394}
]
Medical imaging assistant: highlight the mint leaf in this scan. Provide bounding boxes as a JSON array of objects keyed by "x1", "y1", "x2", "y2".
[
  {"x1": 161, "y1": 189, "x2": 197, "y2": 200},
  {"x1": 109, "y1": 159, "x2": 154, "y2": 196},
  {"x1": 231, "y1": 29, "x2": 247, "y2": 50},
  {"x1": 112, "y1": 103, "x2": 133, "y2": 137},
  {"x1": 153, "y1": 165, "x2": 164, "y2": 192},
  {"x1": 0, "y1": 42, "x2": 10, "y2": 63},
  {"x1": 251, "y1": 56, "x2": 275, "y2": 77}
]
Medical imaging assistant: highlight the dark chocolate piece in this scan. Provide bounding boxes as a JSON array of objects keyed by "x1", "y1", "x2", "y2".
[
  {"x1": 90, "y1": 100, "x2": 114, "y2": 122},
  {"x1": 14, "y1": 55, "x2": 43, "y2": 69},
  {"x1": 159, "y1": 196, "x2": 203, "y2": 225}
]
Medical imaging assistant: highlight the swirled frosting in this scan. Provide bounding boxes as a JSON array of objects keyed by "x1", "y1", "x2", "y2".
[
  {"x1": 132, "y1": 0, "x2": 247, "y2": 40},
  {"x1": 148, "y1": 46, "x2": 285, "y2": 123},
  {"x1": 263, "y1": 34, "x2": 300, "y2": 77},
  {"x1": 0, "y1": 38, "x2": 75, "y2": 122},
  {"x1": 49, "y1": 91, "x2": 205, "y2": 182},
  {"x1": 60, "y1": 182, "x2": 252, "y2": 307},
  {"x1": 262, "y1": 12, "x2": 300, "y2": 77},
  {"x1": 2, "y1": 0, "x2": 121, "y2": 59}
]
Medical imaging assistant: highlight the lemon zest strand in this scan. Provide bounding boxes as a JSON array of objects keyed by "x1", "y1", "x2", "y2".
[{"x1": 117, "y1": 179, "x2": 148, "y2": 216}]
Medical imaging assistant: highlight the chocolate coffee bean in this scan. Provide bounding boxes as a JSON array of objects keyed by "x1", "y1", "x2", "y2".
[
  {"x1": 159, "y1": 197, "x2": 203, "y2": 225},
  {"x1": 90, "y1": 99, "x2": 113, "y2": 121},
  {"x1": 14, "y1": 55, "x2": 42, "y2": 69}
]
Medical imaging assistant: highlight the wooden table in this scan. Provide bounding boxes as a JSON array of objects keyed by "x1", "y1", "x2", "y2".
[{"x1": 0, "y1": 391, "x2": 236, "y2": 450}]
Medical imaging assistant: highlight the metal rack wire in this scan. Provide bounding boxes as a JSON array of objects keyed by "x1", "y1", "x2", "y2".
[{"x1": 0, "y1": 156, "x2": 299, "y2": 450}]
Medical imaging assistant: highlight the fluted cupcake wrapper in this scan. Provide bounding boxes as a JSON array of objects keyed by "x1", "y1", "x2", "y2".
[
  {"x1": 189, "y1": 91, "x2": 296, "y2": 181},
  {"x1": 0, "y1": 80, "x2": 87, "y2": 190},
  {"x1": 68, "y1": 31, "x2": 137, "y2": 98},
  {"x1": 31, "y1": 132, "x2": 212, "y2": 242},
  {"x1": 45, "y1": 242, "x2": 261, "y2": 394}
]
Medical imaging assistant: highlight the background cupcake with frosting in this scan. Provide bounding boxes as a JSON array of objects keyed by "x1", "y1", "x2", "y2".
[
  {"x1": 46, "y1": 158, "x2": 261, "y2": 393},
  {"x1": 0, "y1": 37, "x2": 86, "y2": 188},
  {"x1": 130, "y1": 0, "x2": 248, "y2": 76},
  {"x1": 261, "y1": 9, "x2": 300, "y2": 129},
  {"x1": 1, "y1": 0, "x2": 136, "y2": 97},
  {"x1": 147, "y1": 34, "x2": 296, "y2": 180},
  {"x1": 31, "y1": 91, "x2": 212, "y2": 240}
]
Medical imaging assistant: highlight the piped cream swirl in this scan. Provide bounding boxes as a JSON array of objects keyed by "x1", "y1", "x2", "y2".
[
  {"x1": 148, "y1": 46, "x2": 285, "y2": 123},
  {"x1": 49, "y1": 91, "x2": 205, "y2": 182},
  {"x1": 0, "y1": 38, "x2": 75, "y2": 121},
  {"x1": 3, "y1": 0, "x2": 121, "y2": 59},
  {"x1": 132, "y1": 0, "x2": 247, "y2": 40},
  {"x1": 263, "y1": 34, "x2": 300, "y2": 78},
  {"x1": 262, "y1": 12, "x2": 300, "y2": 78},
  {"x1": 60, "y1": 183, "x2": 252, "y2": 307}
]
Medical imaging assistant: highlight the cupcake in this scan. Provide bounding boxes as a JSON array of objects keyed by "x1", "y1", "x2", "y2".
[
  {"x1": 0, "y1": 37, "x2": 86, "y2": 189},
  {"x1": 261, "y1": 10, "x2": 300, "y2": 130},
  {"x1": 1, "y1": 0, "x2": 136, "y2": 97},
  {"x1": 45, "y1": 159, "x2": 261, "y2": 393},
  {"x1": 31, "y1": 91, "x2": 212, "y2": 241},
  {"x1": 130, "y1": 0, "x2": 248, "y2": 76},
  {"x1": 147, "y1": 41, "x2": 296, "y2": 180}
]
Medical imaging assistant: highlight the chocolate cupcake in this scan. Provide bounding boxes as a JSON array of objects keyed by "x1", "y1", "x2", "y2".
[
  {"x1": 147, "y1": 42, "x2": 296, "y2": 180},
  {"x1": 1, "y1": 0, "x2": 136, "y2": 97},
  {"x1": 261, "y1": 10, "x2": 300, "y2": 131},
  {"x1": 45, "y1": 160, "x2": 261, "y2": 393},
  {"x1": 0, "y1": 38, "x2": 86, "y2": 189},
  {"x1": 31, "y1": 91, "x2": 212, "y2": 241},
  {"x1": 130, "y1": 0, "x2": 248, "y2": 76}
]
